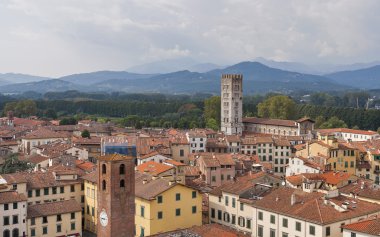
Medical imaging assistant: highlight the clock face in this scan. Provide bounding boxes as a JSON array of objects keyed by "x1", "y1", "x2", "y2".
[{"x1": 100, "y1": 210, "x2": 108, "y2": 227}]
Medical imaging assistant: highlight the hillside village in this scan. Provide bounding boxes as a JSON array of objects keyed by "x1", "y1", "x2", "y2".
[{"x1": 1, "y1": 75, "x2": 380, "y2": 237}]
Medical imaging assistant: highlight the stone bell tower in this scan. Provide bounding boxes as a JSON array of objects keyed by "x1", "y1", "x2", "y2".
[
  {"x1": 220, "y1": 74, "x2": 243, "y2": 135},
  {"x1": 97, "y1": 153, "x2": 135, "y2": 237}
]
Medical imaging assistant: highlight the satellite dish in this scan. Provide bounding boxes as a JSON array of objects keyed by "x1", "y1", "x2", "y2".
[{"x1": 282, "y1": 181, "x2": 286, "y2": 186}]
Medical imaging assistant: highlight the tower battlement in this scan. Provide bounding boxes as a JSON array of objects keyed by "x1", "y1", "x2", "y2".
[{"x1": 221, "y1": 74, "x2": 243, "y2": 80}]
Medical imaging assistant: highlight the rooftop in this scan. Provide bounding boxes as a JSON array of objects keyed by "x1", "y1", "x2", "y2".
[{"x1": 27, "y1": 199, "x2": 81, "y2": 218}]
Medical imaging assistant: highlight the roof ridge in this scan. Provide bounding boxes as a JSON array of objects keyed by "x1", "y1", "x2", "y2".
[{"x1": 315, "y1": 199, "x2": 324, "y2": 223}]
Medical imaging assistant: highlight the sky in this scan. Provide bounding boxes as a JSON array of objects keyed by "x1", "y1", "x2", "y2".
[{"x1": 1, "y1": 0, "x2": 380, "y2": 77}]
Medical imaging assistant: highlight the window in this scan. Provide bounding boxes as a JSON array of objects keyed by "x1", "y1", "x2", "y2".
[
  {"x1": 12, "y1": 229, "x2": 19, "y2": 237},
  {"x1": 238, "y1": 216, "x2": 245, "y2": 227},
  {"x1": 57, "y1": 214, "x2": 62, "y2": 221},
  {"x1": 92, "y1": 207, "x2": 95, "y2": 216},
  {"x1": 71, "y1": 222, "x2": 75, "y2": 230},
  {"x1": 102, "y1": 180, "x2": 106, "y2": 191},
  {"x1": 31, "y1": 229, "x2": 35, "y2": 237},
  {"x1": 282, "y1": 233, "x2": 288, "y2": 237},
  {"x1": 52, "y1": 187, "x2": 57, "y2": 194},
  {"x1": 3, "y1": 230, "x2": 10, "y2": 237},
  {"x1": 31, "y1": 218, "x2": 35, "y2": 225},
  {"x1": 192, "y1": 191, "x2": 197, "y2": 198},
  {"x1": 258, "y1": 211, "x2": 263, "y2": 220},
  {"x1": 192, "y1": 206, "x2": 197, "y2": 214},
  {"x1": 140, "y1": 226, "x2": 145, "y2": 237},
  {"x1": 258, "y1": 225, "x2": 264, "y2": 237},
  {"x1": 223, "y1": 212, "x2": 230, "y2": 222},
  {"x1": 71, "y1": 212, "x2": 75, "y2": 220},
  {"x1": 12, "y1": 215, "x2": 18, "y2": 224},
  {"x1": 157, "y1": 195, "x2": 163, "y2": 203},
  {"x1": 326, "y1": 226, "x2": 331, "y2": 236},
  {"x1": 232, "y1": 198, "x2": 236, "y2": 208},
  {"x1": 157, "y1": 211, "x2": 163, "y2": 219},
  {"x1": 44, "y1": 188, "x2": 49, "y2": 195},
  {"x1": 4, "y1": 203, "x2": 9, "y2": 211},
  {"x1": 28, "y1": 190, "x2": 32, "y2": 198},
  {"x1": 119, "y1": 164, "x2": 125, "y2": 174},
  {"x1": 283, "y1": 218, "x2": 288, "y2": 227},
  {"x1": 270, "y1": 214, "x2": 275, "y2": 224},
  {"x1": 225, "y1": 196, "x2": 229, "y2": 206},
  {"x1": 4, "y1": 216, "x2": 10, "y2": 225},
  {"x1": 180, "y1": 149, "x2": 184, "y2": 157},
  {"x1": 218, "y1": 210, "x2": 222, "y2": 220},
  {"x1": 247, "y1": 219, "x2": 252, "y2": 229},
  {"x1": 309, "y1": 225, "x2": 316, "y2": 235},
  {"x1": 120, "y1": 179, "x2": 125, "y2": 188},
  {"x1": 218, "y1": 196, "x2": 222, "y2": 202},
  {"x1": 141, "y1": 206, "x2": 145, "y2": 217},
  {"x1": 70, "y1": 185, "x2": 75, "y2": 192},
  {"x1": 175, "y1": 208, "x2": 181, "y2": 216},
  {"x1": 42, "y1": 226, "x2": 47, "y2": 235},
  {"x1": 36, "y1": 189, "x2": 40, "y2": 197},
  {"x1": 57, "y1": 224, "x2": 62, "y2": 232},
  {"x1": 351, "y1": 233, "x2": 356, "y2": 237},
  {"x1": 270, "y1": 228, "x2": 276, "y2": 237},
  {"x1": 211, "y1": 176, "x2": 216, "y2": 182},
  {"x1": 176, "y1": 193, "x2": 181, "y2": 201},
  {"x1": 296, "y1": 221, "x2": 301, "y2": 231},
  {"x1": 240, "y1": 203, "x2": 244, "y2": 211},
  {"x1": 60, "y1": 186, "x2": 64, "y2": 193},
  {"x1": 211, "y1": 208, "x2": 215, "y2": 218},
  {"x1": 102, "y1": 164, "x2": 106, "y2": 174}
]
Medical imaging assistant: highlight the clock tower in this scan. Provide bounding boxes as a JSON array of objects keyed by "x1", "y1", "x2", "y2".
[{"x1": 97, "y1": 153, "x2": 135, "y2": 237}]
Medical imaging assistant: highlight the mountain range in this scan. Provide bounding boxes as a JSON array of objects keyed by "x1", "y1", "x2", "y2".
[{"x1": 1, "y1": 59, "x2": 380, "y2": 94}]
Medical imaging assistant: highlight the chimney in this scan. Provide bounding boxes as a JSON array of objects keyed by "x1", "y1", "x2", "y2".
[
  {"x1": 169, "y1": 179, "x2": 176, "y2": 185},
  {"x1": 152, "y1": 175, "x2": 158, "y2": 180},
  {"x1": 142, "y1": 179, "x2": 148, "y2": 184},
  {"x1": 291, "y1": 193, "x2": 296, "y2": 205}
]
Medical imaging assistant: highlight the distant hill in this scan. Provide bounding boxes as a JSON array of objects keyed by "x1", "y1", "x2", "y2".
[
  {"x1": 325, "y1": 65, "x2": 380, "y2": 89},
  {"x1": 0, "y1": 78, "x2": 11, "y2": 86},
  {"x1": 0, "y1": 79, "x2": 86, "y2": 94},
  {"x1": 59, "y1": 71, "x2": 155, "y2": 85},
  {"x1": 0, "y1": 73, "x2": 51, "y2": 84},
  {"x1": 0, "y1": 61, "x2": 355, "y2": 94}
]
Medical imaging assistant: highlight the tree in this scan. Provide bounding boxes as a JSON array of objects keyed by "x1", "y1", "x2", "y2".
[
  {"x1": 314, "y1": 116, "x2": 326, "y2": 129},
  {"x1": 319, "y1": 116, "x2": 348, "y2": 129},
  {"x1": 3, "y1": 100, "x2": 37, "y2": 117},
  {"x1": 206, "y1": 118, "x2": 218, "y2": 131},
  {"x1": 257, "y1": 95, "x2": 296, "y2": 119},
  {"x1": 59, "y1": 117, "x2": 77, "y2": 125},
  {"x1": 81, "y1": 129, "x2": 90, "y2": 138},
  {"x1": 204, "y1": 96, "x2": 221, "y2": 125},
  {"x1": 0, "y1": 154, "x2": 34, "y2": 174}
]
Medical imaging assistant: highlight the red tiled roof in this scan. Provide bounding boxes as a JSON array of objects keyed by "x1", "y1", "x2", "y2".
[
  {"x1": 27, "y1": 199, "x2": 81, "y2": 218},
  {"x1": 243, "y1": 117, "x2": 298, "y2": 127},
  {"x1": 136, "y1": 161, "x2": 174, "y2": 176},
  {"x1": 23, "y1": 128, "x2": 68, "y2": 139},
  {"x1": 0, "y1": 191, "x2": 27, "y2": 204},
  {"x1": 343, "y1": 217, "x2": 380, "y2": 236},
  {"x1": 317, "y1": 128, "x2": 377, "y2": 136}
]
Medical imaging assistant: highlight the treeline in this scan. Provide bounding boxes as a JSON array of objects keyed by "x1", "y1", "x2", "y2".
[{"x1": 297, "y1": 104, "x2": 380, "y2": 131}]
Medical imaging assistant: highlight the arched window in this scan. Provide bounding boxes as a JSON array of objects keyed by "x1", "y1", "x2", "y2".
[
  {"x1": 102, "y1": 180, "x2": 106, "y2": 191},
  {"x1": 102, "y1": 164, "x2": 106, "y2": 174},
  {"x1": 12, "y1": 229, "x2": 19, "y2": 237},
  {"x1": 3, "y1": 230, "x2": 10, "y2": 237},
  {"x1": 120, "y1": 179, "x2": 125, "y2": 188},
  {"x1": 119, "y1": 164, "x2": 125, "y2": 175}
]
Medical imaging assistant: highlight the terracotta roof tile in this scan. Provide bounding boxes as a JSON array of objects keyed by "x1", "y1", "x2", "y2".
[
  {"x1": 243, "y1": 117, "x2": 298, "y2": 127},
  {"x1": 343, "y1": 217, "x2": 380, "y2": 235},
  {"x1": 0, "y1": 191, "x2": 27, "y2": 204},
  {"x1": 136, "y1": 161, "x2": 174, "y2": 176},
  {"x1": 27, "y1": 199, "x2": 81, "y2": 218}
]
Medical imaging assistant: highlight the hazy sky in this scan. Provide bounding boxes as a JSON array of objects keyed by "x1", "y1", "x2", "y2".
[{"x1": 1, "y1": 0, "x2": 380, "y2": 77}]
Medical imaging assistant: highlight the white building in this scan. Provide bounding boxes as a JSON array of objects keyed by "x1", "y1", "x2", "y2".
[
  {"x1": 286, "y1": 156, "x2": 323, "y2": 176},
  {"x1": 186, "y1": 130, "x2": 207, "y2": 153},
  {"x1": 0, "y1": 189, "x2": 28, "y2": 237},
  {"x1": 209, "y1": 186, "x2": 380, "y2": 237},
  {"x1": 136, "y1": 151, "x2": 171, "y2": 165},
  {"x1": 317, "y1": 128, "x2": 380, "y2": 142},
  {"x1": 220, "y1": 74, "x2": 243, "y2": 135}
]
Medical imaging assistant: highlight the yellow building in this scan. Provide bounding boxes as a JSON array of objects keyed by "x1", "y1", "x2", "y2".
[
  {"x1": 327, "y1": 143, "x2": 358, "y2": 175},
  {"x1": 27, "y1": 199, "x2": 82, "y2": 237},
  {"x1": 82, "y1": 171, "x2": 98, "y2": 233},
  {"x1": 82, "y1": 171, "x2": 202, "y2": 236}
]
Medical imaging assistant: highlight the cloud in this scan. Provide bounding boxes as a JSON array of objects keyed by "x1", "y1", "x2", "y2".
[{"x1": 0, "y1": 0, "x2": 380, "y2": 76}]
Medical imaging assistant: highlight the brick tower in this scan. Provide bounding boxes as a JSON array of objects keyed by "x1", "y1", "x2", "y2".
[
  {"x1": 220, "y1": 74, "x2": 243, "y2": 135},
  {"x1": 97, "y1": 153, "x2": 135, "y2": 237}
]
